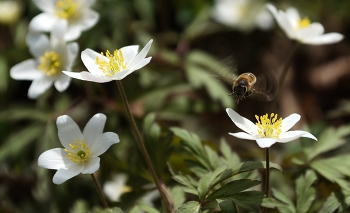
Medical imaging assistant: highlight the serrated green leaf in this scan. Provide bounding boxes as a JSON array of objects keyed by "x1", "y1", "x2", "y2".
[
  {"x1": 218, "y1": 200, "x2": 238, "y2": 213},
  {"x1": 220, "y1": 138, "x2": 240, "y2": 168},
  {"x1": 176, "y1": 201, "x2": 200, "y2": 213},
  {"x1": 206, "y1": 179, "x2": 261, "y2": 201},
  {"x1": 296, "y1": 170, "x2": 317, "y2": 213},
  {"x1": 198, "y1": 166, "x2": 227, "y2": 200},
  {"x1": 201, "y1": 200, "x2": 218, "y2": 210},
  {"x1": 230, "y1": 191, "x2": 265, "y2": 212},
  {"x1": 186, "y1": 50, "x2": 228, "y2": 76},
  {"x1": 99, "y1": 207, "x2": 124, "y2": 213},
  {"x1": 204, "y1": 145, "x2": 222, "y2": 169},
  {"x1": 272, "y1": 189, "x2": 296, "y2": 213},
  {"x1": 261, "y1": 197, "x2": 289, "y2": 209},
  {"x1": 135, "y1": 204, "x2": 160, "y2": 213},
  {"x1": 171, "y1": 186, "x2": 186, "y2": 209}
]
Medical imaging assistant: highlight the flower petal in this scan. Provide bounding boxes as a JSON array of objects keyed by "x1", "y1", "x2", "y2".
[
  {"x1": 63, "y1": 71, "x2": 113, "y2": 83},
  {"x1": 26, "y1": 33, "x2": 51, "y2": 59},
  {"x1": 281, "y1": 113, "x2": 300, "y2": 133},
  {"x1": 53, "y1": 163, "x2": 83, "y2": 184},
  {"x1": 83, "y1": 113, "x2": 106, "y2": 148},
  {"x1": 226, "y1": 108, "x2": 258, "y2": 136},
  {"x1": 81, "y1": 48, "x2": 106, "y2": 75},
  {"x1": 266, "y1": 4, "x2": 296, "y2": 39},
  {"x1": 228, "y1": 132, "x2": 256, "y2": 140},
  {"x1": 297, "y1": 23, "x2": 324, "y2": 39},
  {"x1": 66, "y1": 42, "x2": 79, "y2": 69},
  {"x1": 28, "y1": 77, "x2": 53, "y2": 99},
  {"x1": 54, "y1": 74, "x2": 71, "y2": 92},
  {"x1": 29, "y1": 13, "x2": 58, "y2": 32},
  {"x1": 256, "y1": 138, "x2": 277, "y2": 148},
  {"x1": 285, "y1": 7, "x2": 300, "y2": 28},
  {"x1": 79, "y1": 9, "x2": 99, "y2": 31},
  {"x1": 51, "y1": 19, "x2": 68, "y2": 49},
  {"x1": 10, "y1": 59, "x2": 42, "y2": 80},
  {"x1": 57, "y1": 115, "x2": 83, "y2": 149},
  {"x1": 277, "y1": 130, "x2": 317, "y2": 143},
  {"x1": 121, "y1": 45, "x2": 139, "y2": 65},
  {"x1": 82, "y1": 157, "x2": 100, "y2": 174},
  {"x1": 38, "y1": 148, "x2": 67, "y2": 170},
  {"x1": 302, "y1": 33, "x2": 344, "y2": 45},
  {"x1": 32, "y1": 0, "x2": 55, "y2": 13},
  {"x1": 90, "y1": 132, "x2": 120, "y2": 158},
  {"x1": 128, "y1": 39, "x2": 153, "y2": 71},
  {"x1": 129, "y1": 57, "x2": 152, "y2": 72},
  {"x1": 111, "y1": 69, "x2": 133, "y2": 80}
]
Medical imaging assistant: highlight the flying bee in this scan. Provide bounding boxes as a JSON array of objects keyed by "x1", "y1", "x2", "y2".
[{"x1": 229, "y1": 72, "x2": 257, "y2": 103}]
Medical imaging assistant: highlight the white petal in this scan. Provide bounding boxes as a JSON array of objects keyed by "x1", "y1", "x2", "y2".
[
  {"x1": 226, "y1": 108, "x2": 258, "y2": 135},
  {"x1": 29, "y1": 13, "x2": 58, "y2": 32},
  {"x1": 57, "y1": 115, "x2": 83, "y2": 149},
  {"x1": 79, "y1": 9, "x2": 99, "y2": 31},
  {"x1": 83, "y1": 113, "x2": 106, "y2": 148},
  {"x1": 297, "y1": 23, "x2": 324, "y2": 39},
  {"x1": 82, "y1": 157, "x2": 100, "y2": 174},
  {"x1": 51, "y1": 19, "x2": 68, "y2": 48},
  {"x1": 128, "y1": 57, "x2": 152, "y2": 72},
  {"x1": 302, "y1": 33, "x2": 344, "y2": 45},
  {"x1": 285, "y1": 7, "x2": 300, "y2": 28},
  {"x1": 10, "y1": 59, "x2": 42, "y2": 80},
  {"x1": 63, "y1": 71, "x2": 113, "y2": 83},
  {"x1": 81, "y1": 49, "x2": 106, "y2": 75},
  {"x1": 54, "y1": 74, "x2": 71, "y2": 92},
  {"x1": 277, "y1": 10, "x2": 297, "y2": 39},
  {"x1": 90, "y1": 132, "x2": 120, "y2": 158},
  {"x1": 32, "y1": 0, "x2": 55, "y2": 13},
  {"x1": 53, "y1": 163, "x2": 83, "y2": 184},
  {"x1": 103, "y1": 174, "x2": 128, "y2": 202},
  {"x1": 121, "y1": 45, "x2": 139, "y2": 64},
  {"x1": 27, "y1": 33, "x2": 50, "y2": 59},
  {"x1": 38, "y1": 148, "x2": 67, "y2": 170},
  {"x1": 111, "y1": 69, "x2": 133, "y2": 80},
  {"x1": 256, "y1": 138, "x2": 277, "y2": 148},
  {"x1": 281, "y1": 113, "x2": 300, "y2": 133},
  {"x1": 66, "y1": 42, "x2": 79, "y2": 69},
  {"x1": 128, "y1": 39, "x2": 153, "y2": 70},
  {"x1": 277, "y1": 130, "x2": 317, "y2": 143},
  {"x1": 28, "y1": 77, "x2": 53, "y2": 99},
  {"x1": 228, "y1": 132, "x2": 256, "y2": 140},
  {"x1": 65, "y1": 24, "x2": 82, "y2": 41}
]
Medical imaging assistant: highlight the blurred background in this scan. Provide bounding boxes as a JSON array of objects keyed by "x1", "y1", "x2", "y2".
[{"x1": 0, "y1": 0, "x2": 350, "y2": 212}]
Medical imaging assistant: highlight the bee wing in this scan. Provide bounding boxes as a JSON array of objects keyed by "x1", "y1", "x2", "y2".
[
  {"x1": 210, "y1": 57, "x2": 239, "y2": 84},
  {"x1": 252, "y1": 71, "x2": 279, "y2": 102}
]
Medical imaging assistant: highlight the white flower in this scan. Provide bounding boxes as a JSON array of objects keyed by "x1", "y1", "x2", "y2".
[
  {"x1": 0, "y1": 1, "x2": 22, "y2": 25},
  {"x1": 29, "y1": 0, "x2": 99, "y2": 41},
  {"x1": 10, "y1": 20, "x2": 78, "y2": 99},
  {"x1": 103, "y1": 173, "x2": 130, "y2": 202},
  {"x1": 266, "y1": 3, "x2": 343, "y2": 45},
  {"x1": 226, "y1": 108, "x2": 317, "y2": 148},
  {"x1": 38, "y1": 113, "x2": 119, "y2": 184},
  {"x1": 63, "y1": 39, "x2": 153, "y2": 83},
  {"x1": 212, "y1": 0, "x2": 273, "y2": 31}
]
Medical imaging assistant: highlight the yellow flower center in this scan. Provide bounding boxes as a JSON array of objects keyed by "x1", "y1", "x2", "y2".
[
  {"x1": 37, "y1": 51, "x2": 62, "y2": 76},
  {"x1": 95, "y1": 50, "x2": 127, "y2": 77},
  {"x1": 55, "y1": 0, "x2": 78, "y2": 22},
  {"x1": 297, "y1": 17, "x2": 311, "y2": 29},
  {"x1": 255, "y1": 113, "x2": 282, "y2": 138},
  {"x1": 64, "y1": 139, "x2": 91, "y2": 164}
]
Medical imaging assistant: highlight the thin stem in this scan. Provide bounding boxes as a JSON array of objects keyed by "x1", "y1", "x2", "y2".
[
  {"x1": 116, "y1": 80, "x2": 172, "y2": 213},
  {"x1": 278, "y1": 41, "x2": 300, "y2": 89},
  {"x1": 90, "y1": 173, "x2": 108, "y2": 209},
  {"x1": 264, "y1": 148, "x2": 270, "y2": 197}
]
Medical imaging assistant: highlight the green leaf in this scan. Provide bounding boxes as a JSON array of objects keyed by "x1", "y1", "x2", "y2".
[
  {"x1": 261, "y1": 197, "x2": 289, "y2": 209},
  {"x1": 99, "y1": 207, "x2": 124, "y2": 213},
  {"x1": 304, "y1": 124, "x2": 350, "y2": 161},
  {"x1": 220, "y1": 138, "x2": 240, "y2": 168},
  {"x1": 206, "y1": 179, "x2": 261, "y2": 201},
  {"x1": 296, "y1": 170, "x2": 317, "y2": 213},
  {"x1": 0, "y1": 56, "x2": 8, "y2": 93},
  {"x1": 218, "y1": 200, "x2": 238, "y2": 213},
  {"x1": 230, "y1": 191, "x2": 265, "y2": 212},
  {"x1": 186, "y1": 50, "x2": 228, "y2": 76},
  {"x1": 171, "y1": 186, "x2": 186, "y2": 209},
  {"x1": 198, "y1": 165, "x2": 227, "y2": 200},
  {"x1": 272, "y1": 189, "x2": 296, "y2": 213},
  {"x1": 0, "y1": 107, "x2": 49, "y2": 122},
  {"x1": 135, "y1": 204, "x2": 160, "y2": 213},
  {"x1": 70, "y1": 199, "x2": 89, "y2": 213},
  {"x1": 319, "y1": 190, "x2": 350, "y2": 213},
  {"x1": 176, "y1": 201, "x2": 200, "y2": 213}
]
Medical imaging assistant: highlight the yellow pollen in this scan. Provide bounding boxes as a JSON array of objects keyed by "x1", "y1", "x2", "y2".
[
  {"x1": 95, "y1": 50, "x2": 127, "y2": 77},
  {"x1": 64, "y1": 139, "x2": 91, "y2": 164},
  {"x1": 37, "y1": 51, "x2": 62, "y2": 76},
  {"x1": 297, "y1": 17, "x2": 311, "y2": 29},
  {"x1": 55, "y1": 0, "x2": 78, "y2": 21},
  {"x1": 255, "y1": 113, "x2": 283, "y2": 138}
]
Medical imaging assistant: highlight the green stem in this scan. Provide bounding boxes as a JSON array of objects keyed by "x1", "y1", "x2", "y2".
[
  {"x1": 91, "y1": 173, "x2": 108, "y2": 209},
  {"x1": 116, "y1": 80, "x2": 173, "y2": 213},
  {"x1": 264, "y1": 148, "x2": 270, "y2": 197},
  {"x1": 278, "y1": 41, "x2": 300, "y2": 89}
]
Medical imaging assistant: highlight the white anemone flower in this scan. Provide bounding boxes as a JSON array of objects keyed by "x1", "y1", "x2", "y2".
[
  {"x1": 103, "y1": 173, "x2": 130, "y2": 202},
  {"x1": 266, "y1": 4, "x2": 343, "y2": 45},
  {"x1": 38, "y1": 113, "x2": 119, "y2": 184},
  {"x1": 63, "y1": 39, "x2": 153, "y2": 83},
  {"x1": 226, "y1": 108, "x2": 317, "y2": 148},
  {"x1": 29, "y1": 0, "x2": 99, "y2": 41},
  {"x1": 10, "y1": 20, "x2": 78, "y2": 99},
  {"x1": 212, "y1": 0, "x2": 273, "y2": 31}
]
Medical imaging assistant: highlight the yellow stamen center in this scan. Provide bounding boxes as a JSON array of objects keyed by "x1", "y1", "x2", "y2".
[
  {"x1": 255, "y1": 113, "x2": 282, "y2": 138},
  {"x1": 37, "y1": 51, "x2": 61, "y2": 76},
  {"x1": 95, "y1": 50, "x2": 127, "y2": 77},
  {"x1": 55, "y1": 0, "x2": 78, "y2": 22},
  {"x1": 64, "y1": 139, "x2": 91, "y2": 164},
  {"x1": 297, "y1": 17, "x2": 311, "y2": 29}
]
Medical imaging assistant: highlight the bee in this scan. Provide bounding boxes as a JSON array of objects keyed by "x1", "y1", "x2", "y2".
[{"x1": 229, "y1": 72, "x2": 257, "y2": 103}]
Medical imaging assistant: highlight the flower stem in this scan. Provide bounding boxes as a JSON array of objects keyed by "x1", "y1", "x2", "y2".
[
  {"x1": 278, "y1": 41, "x2": 300, "y2": 89},
  {"x1": 264, "y1": 148, "x2": 270, "y2": 197},
  {"x1": 90, "y1": 173, "x2": 108, "y2": 209},
  {"x1": 116, "y1": 80, "x2": 173, "y2": 213}
]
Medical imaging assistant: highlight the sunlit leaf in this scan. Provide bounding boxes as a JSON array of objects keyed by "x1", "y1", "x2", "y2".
[
  {"x1": 171, "y1": 186, "x2": 186, "y2": 209},
  {"x1": 319, "y1": 189, "x2": 350, "y2": 213},
  {"x1": 296, "y1": 170, "x2": 317, "y2": 213},
  {"x1": 176, "y1": 201, "x2": 200, "y2": 213},
  {"x1": 272, "y1": 189, "x2": 296, "y2": 213},
  {"x1": 198, "y1": 166, "x2": 227, "y2": 200}
]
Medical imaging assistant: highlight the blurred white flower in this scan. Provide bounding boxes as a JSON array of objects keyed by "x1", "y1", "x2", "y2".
[
  {"x1": 226, "y1": 108, "x2": 317, "y2": 148},
  {"x1": 0, "y1": 1, "x2": 22, "y2": 25},
  {"x1": 212, "y1": 0, "x2": 273, "y2": 31},
  {"x1": 29, "y1": 0, "x2": 99, "y2": 41},
  {"x1": 10, "y1": 20, "x2": 78, "y2": 99},
  {"x1": 63, "y1": 39, "x2": 153, "y2": 83},
  {"x1": 267, "y1": 4, "x2": 343, "y2": 45},
  {"x1": 103, "y1": 174, "x2": 130, "y2": 202},
  {"x1": 38, "y1": 113, "x2": 119, "y2": 184}
]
